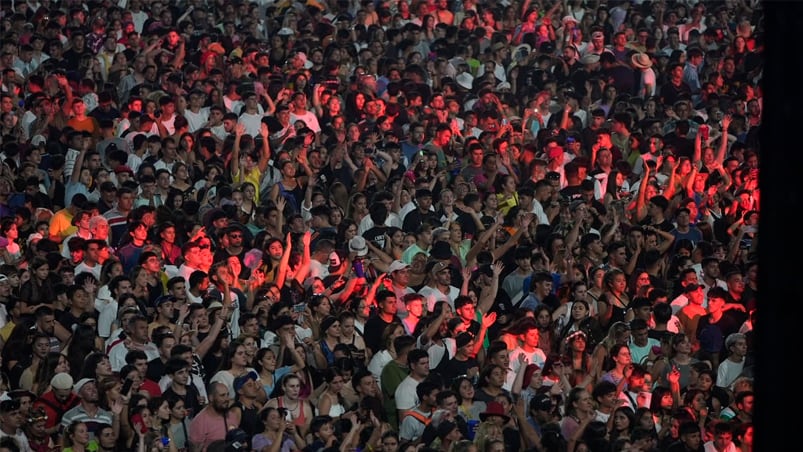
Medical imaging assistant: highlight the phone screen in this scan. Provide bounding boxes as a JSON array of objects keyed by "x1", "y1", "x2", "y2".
[{"x1": 121, "y1": 378, "x2": 134, "y2": 395}]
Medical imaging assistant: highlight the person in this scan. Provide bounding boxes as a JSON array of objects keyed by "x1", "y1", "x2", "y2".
[
  {"x1": 60, "y1": 378, "x2": 116, "y2": 442},
  {"x1": 398, "y1": 380, "x2": 439, "y2": 442},
  {"x1": 188, "y1": 381, "x2": 240, "y2": 451},
  {"x1": 0, "y1": 399, "x2": 30, "y2": 450}
]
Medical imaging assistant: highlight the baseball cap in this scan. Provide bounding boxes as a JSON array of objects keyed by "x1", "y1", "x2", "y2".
[
  {"x1": 233, "y1": 371, "x2": 259, "y2": 392},
  {"x1": 73, "y1": 378, "x2": 95, "y2": 393},
  {"x1": 531, "y1": 393, "x2": 553, "y2": 411},
  {"x1": 50, "y1": 372, "x2": 74, "y2": 390},
  {"x1": 0, "y1": 275, "x2": 8, "y2": 284},
  {"x1": 388, "y1": 260, "x2": 410, "y2": 273}
]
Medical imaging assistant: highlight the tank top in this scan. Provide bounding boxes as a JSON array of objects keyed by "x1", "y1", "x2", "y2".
[
  {"x1": 233, "y1": 400, "x2": 263, "y2": 437},
  {"x1": 278, "y1": 396, "x2": 307, "y2": 427}
]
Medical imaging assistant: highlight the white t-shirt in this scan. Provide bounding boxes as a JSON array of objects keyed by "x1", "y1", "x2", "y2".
[
  {"x1": 418, "y1": 285, "x2": 459, "y2": 312},
  {"x1": 506, "y1": 346, "x2": 547, "y2": 391},
  {"x1": 394, "y1": 375, "x2": 422, "y2": 411}
]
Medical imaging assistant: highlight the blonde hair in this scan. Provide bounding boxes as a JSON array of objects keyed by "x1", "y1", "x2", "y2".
[{"x1": 473, "y1": 421, "x2": 502, "y2": 452}]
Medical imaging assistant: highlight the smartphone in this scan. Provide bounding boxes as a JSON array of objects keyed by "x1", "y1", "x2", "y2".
[
  {"x1": 293, "y1": 302, "x2": 307, "y2": 313},
  {"x1": 121, "y1": 378, "x2": 134, "y2": 395}
]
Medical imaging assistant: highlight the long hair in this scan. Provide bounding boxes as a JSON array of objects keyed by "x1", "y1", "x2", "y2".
[
  {"x1": 68, "y1": 325, "x2": 100, "y2": 379},
  {"x1": 32, "y1": 351, "x2": 65, "y2": 396}
]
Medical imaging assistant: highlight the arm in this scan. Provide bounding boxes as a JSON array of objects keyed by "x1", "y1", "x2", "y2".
[
  {"x1": 715, "y1": 115, "x2": 732, "y2": 165},
  {"x1": 513, "y1": 395, "x2": 544, "y2": 451},
  {"x1": 634, "y1": 162, "x2": 651, "y2": 222},
  {"x1": 274, "y1": 233, "x2": 294, "y2": 289},
  {"x1": 195, "y1": 307, "x2": 227, "y2": 359},
  {"x1": 492, "y1": 215, "x2": 533, "y2": 260},
  {"x1": 471, "y1": 312, "x2": 497, "y2": 358},
  {"x1": 511, "y1": 353, "x2": 528, "y2": 396},
  {"x1": 230, "y1": 123, "x2": 245, "y2": 180},
  {"x1": 292, "y1": 231, "x2": 312, "y2": 285},
  {"x1": 477, "y1": 261, "x2": 503, "y2": 315},
  {"x1": 419, "y1": 302, "x2": 450, "y2": 346}
]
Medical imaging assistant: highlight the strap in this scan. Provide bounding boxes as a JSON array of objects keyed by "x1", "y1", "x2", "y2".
[{"x1": 403, "y1": 410, "x2": 431, "y2": 425}]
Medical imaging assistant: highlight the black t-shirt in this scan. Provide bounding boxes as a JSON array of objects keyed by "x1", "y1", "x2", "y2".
[
  {"x1": 363, "y1": 225, "x2": 389, "y2": 250},
  {"x1": 364, "y1": 314, "x2": 400, "y2": 355},
  {"x1": 441, "y1": 356, "x2": 480, "y2": 384},
  {"x1": 164, "y1": 382, "x2": 203, "y2": 418},
  {"x1": 146, "y1": 358, "x2": 167, "y2": 383}
]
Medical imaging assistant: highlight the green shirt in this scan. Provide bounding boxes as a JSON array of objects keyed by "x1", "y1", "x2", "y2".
[{"x1": 380, "y1": 359, "x2": 410, "y2": 430}]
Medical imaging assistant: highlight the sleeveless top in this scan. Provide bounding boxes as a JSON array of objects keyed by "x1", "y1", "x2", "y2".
[
  {"x1": 277, "y1": 181, "x2": 304, "y2": 213},
  {"x1": 278, "y1": 396, "x2": 307, "y2": 427},
  {"x1": 344, "y1": 333, "x2": 367, "y2": 370},
  {"x1": 320, "y1": 339, "x2": 336, "y2": 366},
  {"x1": 233, "y1": 400, "x2": 263, "y2": 437}
]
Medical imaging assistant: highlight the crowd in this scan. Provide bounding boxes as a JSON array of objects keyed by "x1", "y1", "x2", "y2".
[{"x1": 0, "y1": 0, "x2": 761, "y2": 451}]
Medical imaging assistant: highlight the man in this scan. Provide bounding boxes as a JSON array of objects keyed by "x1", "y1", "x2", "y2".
[
  {"x1": 395, "y1": 349, "x2": 431, "y2": 419},
  {"x1": 401, "y1": 224, "x2": 432, "y2": 264},
  {"x1": 519, "y1": 271, "x2": 555, "y2": 311},
  {"x1": 388, "y1": 260, "x2": 415, "y2": 317},
  {"x1": 230, "y1": 371, "x2": 264, "y2": 438},
  {"x1": 61, "y1": 378, "x2": 116, "y2": 442},
  {"x1": 441, "y1": 332, "x2": 480, "y2": 385},
  {"x1": 716, "y1": 333, "x2": 748, "y2": 390},
  {"x1": 148, "y1": 294, "x2": 177, "y2": 337},
  {"x1": 591, "y1": 380, "x2": 620, "y2": 423},
  {"x1": 189, "y1": 382, "x2": 240, "y2": 452},
  {"x1": 364, "y1": 290, "x2": 401, "y2": 355},
  {"x1": 702, "y1": 421, "x2": 737, "y2": 452},
  {"x1": 418, "y1": 261, "x2": 459, "y2": 312},
  {"x1": 351, "y1": 368, "x2": 382, "y2": 420},
  {"x1": 502, "y1": 247, "x2": 533, "y2": 300},
  {"x1": 402, "y1": 189, "x2": 440, "y2": 233},
  {"x1": 401, "y1": 293, "x2": 425, "y2": 335},
  {"x1": 161, "y1": 347, "x2": 206, "y2": 415},
  {"x1": 74, "y1": 239, "x2": 104, "y2": 280},
  {"x1": 0, "y1": 399, "x2": 30, "y2": 449},
  {"x1": 103, "y1": 187, "x2": 135, "y2": 247},
  {"x1": 109, "y1": 314, "x2": 159, "y2": 372},
  {"x1": 289, "y1": 91, "x2": 321, "y2": 134},
  {"x1": 696, "y1": 287, "x2": 748, "y2": 370},
  {"x1": 380, "y1": 335, "x2": 415, "y2": 430},
  {"x1": 666, "y1": 421, "x2": 704, "y2": 452},
  {"x1": 33, "y1": 372, "x2": 80, "y2": 437},
  {"x1": 35, "y1": 306, "x2": 68, "y2": 353},
  {"x1": 179, "y1": 242, "x2": 204, "y2": 287},
  {"x1": 145, "y1": 330, "x2": 176, "y2": 382},
  {"x1": 506, "y1": 321, "x2": 547, "y2": 389},
  {"x1": 399, "y1": 380, "x2": 439, "y2": 442},
  {"x1": 628, "y1": 317, "x2": 660, "y2": 365}
]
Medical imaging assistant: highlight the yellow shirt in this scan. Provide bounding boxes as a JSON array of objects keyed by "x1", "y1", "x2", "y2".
[
  {"x1": 496, "y1": 192, "x2": 520, "y2": 216},
  {"x1": 233, "y1": 167, "x2": 263, "y2": 204}
]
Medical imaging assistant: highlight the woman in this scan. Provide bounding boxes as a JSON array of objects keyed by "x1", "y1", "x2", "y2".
[
  {"x1": 254, "y1": 347, "x2": 294, "y2": 400},
  {"x1": 554, "y1": 299, "x2": 604, "y2": 351},
  {"x1": 560, "y1": 387, "x2": 596, "y2": 443},
  {"x1": 169, "y1": 162, "x2": 197, "y2": 202},
  {"x1": 316, "y1": 367, "x2": 347, "y2": 418},
  {"x1": 475, "y1": 365, "x2": 508, "y2": 404},
  {"x1": 19, "y1": 257, "x2": 57, "y2": 306},
  {"x1": 599, "y1": 268, "x2": 632, "y2": 328},
  {"x1": 0, "y1": 218, "x2": 22, "y2": 266},
  {"x1": 66, "y1": 327, "x2": 103, "y2": 379},
  {"x1": 211, "y1": 342, "x2": 259, "y2": 398},
  {"x1": 453, "y1": 375, "x2": 486, "y2": 423},
  {"x1": 648, "y1": 386, "x2": 678, "y2": 434},
  {"x1": 147, "y1": 396, "x2": 172, "y2": 436},
  {"x1": 473, "y1": 421, "x2": 504, "y2": 452},
  {"x1": 591, "y1": 321, "x2": 631, "y2": 383},
  {"x1": 346, "y1": 192, "x2": 369, "y2": 225},
  {"x1": 651, "y1": 333, "x2": 699, "y2": 391},
  {"x1": 260, "y1": 238, "x2": 285, "y2": 285},
  {"x1": 533, "y1": 305, "x2": 557, "y2": 355},
  {"x1": 312, "y1": 315, "x2": 341, "y2": 370},
  {"x1": 339, "y1": 311, "x2": 369, "y2": 369},
  {"x1": 366, "y1": 322, "x2": 404, "y2": 388},
  {"x1": 264, "y1": 374, "x2": 314, "y2": 437},
  {"x1": 156, "y1": 222, "x2": 182, "y2": 266},
  {"x1": 560, "y1": 330, "x2": 596, "y2": 390},
  {"x1": 165, "y1": 395, "x2": 191, "y2": 451},
  {"x1": 448, "y1": 222, "x2": 472, "y2": 267},
  {"x1": 609, "y1": 406, "x2": 635, "y2": 443},
  {"x1": 130, "y1": 265, "x2": 163, "y2": 311},
  {"x1": 269, "y1": 160, "x2": 306, "y2": 215},
  {"x1": 336, "y1": 219, "x2": 359, "y2": 251},
  {"x1": 31, "y1": 351, "x2": 70, "y2": 396},
  {"x1": 63, "y1": 421, "x2": 98, "y2": 452},
  {"x1": 252, "y1": 406, "x2": 304, "y2": 452},
  {"x1": 238, "y1": 182, "x2": 258, "y2": 224},
  {"x1": 350, "y1": 298, "x2": 371, "y2": 335}
]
